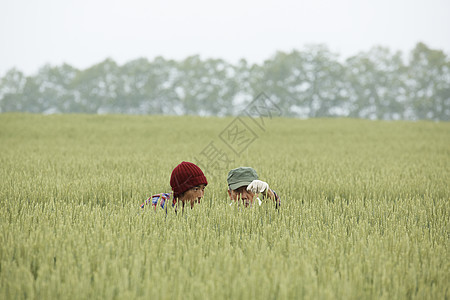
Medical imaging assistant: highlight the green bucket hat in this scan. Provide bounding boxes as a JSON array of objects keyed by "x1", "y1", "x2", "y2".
[{"x1": 227, "y1": 167, "x2": 258, "y2": 190}]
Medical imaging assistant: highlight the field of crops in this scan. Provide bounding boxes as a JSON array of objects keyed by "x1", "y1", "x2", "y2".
[{"x1": 0, "y1": 113, "x2": 449, "y2": 299}]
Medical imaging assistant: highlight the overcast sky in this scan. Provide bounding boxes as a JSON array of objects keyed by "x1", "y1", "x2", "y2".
[{"x1": 1, "y1": 0, "x2": 449, "y2": 76}]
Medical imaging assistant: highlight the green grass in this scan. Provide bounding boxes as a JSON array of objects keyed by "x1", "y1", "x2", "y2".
[{"x1": 0, "y1": 113, "x2": 449, "y2": 299}]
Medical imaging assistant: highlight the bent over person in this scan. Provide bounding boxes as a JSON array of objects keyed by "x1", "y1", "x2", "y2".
[
  {"x1": 227, "y1": 167, "x2": 280, "y2": 208},
  {"x1": 141, "y1": 161, "x2": 208, "y2": 213}
]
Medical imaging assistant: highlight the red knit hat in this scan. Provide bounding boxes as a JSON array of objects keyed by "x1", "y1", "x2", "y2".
[{"x1": 170, "y1": 161, "x2": 208, "y2": 198}]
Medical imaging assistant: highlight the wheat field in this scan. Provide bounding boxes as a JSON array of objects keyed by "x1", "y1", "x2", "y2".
[{"x1": 0, "y1": 114, "x2": 449, "y2": 299}]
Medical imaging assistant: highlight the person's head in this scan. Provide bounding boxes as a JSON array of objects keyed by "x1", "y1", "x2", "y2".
[
  {"x1": 227, "y1": 167, "x2": 258, "y2": 207},
  {"x1": 170, "y1": 161, "x2": 208, "y2": 208}
]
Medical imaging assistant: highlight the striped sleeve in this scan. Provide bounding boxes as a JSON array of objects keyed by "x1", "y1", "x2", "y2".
[{"x1": 140, "y1": 193, "x2": 172, "y2": 209}]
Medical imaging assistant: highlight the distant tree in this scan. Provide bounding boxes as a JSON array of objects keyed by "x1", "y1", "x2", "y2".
[
  {"x1": 147, "y1": 56, "x2": 187, "y2": 115},
  {"x1": 32, "y1": 64, "x2": 79, "y2": 113},
  {"x1": 0, "y1": 43, "x2": 448, "y2": 120},
  {"x1": 407, "y1": 43, "x2": 450, "y2": 120},
  {"x1": 232, "y1": 59, "x2": 257, "y2": 114},
  {"x1": 71, "y1": 58, "x2": 120, "y2": 113},
  {"x1": 300, "y1": 45, "x2": 347, "y2": 118},
  {"x1": 345, "y1": 47, "x2": 407, "y2": 120},
  {"x1": 0, "y1": 69, "x2": 27, "y2": 112},
  {"x1": 117, "y1": 58, "x2": 153, "y2": 113},
  {"x1": 171, "y1": 55, "x2": 236, "y2": 115},
  {"x1": 256, "y1": 46, "x2": 346, "y2": 118},
  {"x1": 199, "y1": 58, "x2": 239, "y2": 116},
  {"x1": 250, "y1": 51, "x2": 300, "y2": 117}
]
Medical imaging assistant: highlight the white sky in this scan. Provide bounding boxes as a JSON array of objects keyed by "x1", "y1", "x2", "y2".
[{"x1": 1, "y1": 0, "x2": 449, "y2": 76}]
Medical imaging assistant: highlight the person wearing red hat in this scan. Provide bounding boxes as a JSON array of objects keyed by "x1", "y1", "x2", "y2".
[{"x1": 140, "y1": 161, "x2": 208, "y2": 213}]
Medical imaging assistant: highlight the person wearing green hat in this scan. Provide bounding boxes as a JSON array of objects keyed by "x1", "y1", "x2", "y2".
[{"x1": 227, "y1": 167, "x2": 280, "y2": 208}]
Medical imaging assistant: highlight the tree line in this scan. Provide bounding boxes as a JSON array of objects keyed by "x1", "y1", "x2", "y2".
[{"x1": 1, "y1": 42, "x2": 449, "y2": 120}]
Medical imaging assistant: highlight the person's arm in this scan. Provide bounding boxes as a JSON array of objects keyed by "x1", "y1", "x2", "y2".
[
  {"x1": 140, "y1": 196, "x2": 153, "y2": 208},
  {"x1": 267, "y1": 189, "x2": 280, "y2": 208},
  {"x1": 265, "y1": 188, "x2": 276, "y2": 200},
  {"x1": 247, "y1": 180, "x2": 280, "y2": 206},
  {"x1": 140, "y1": 193, "x2": 171, "y2": 210}
]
